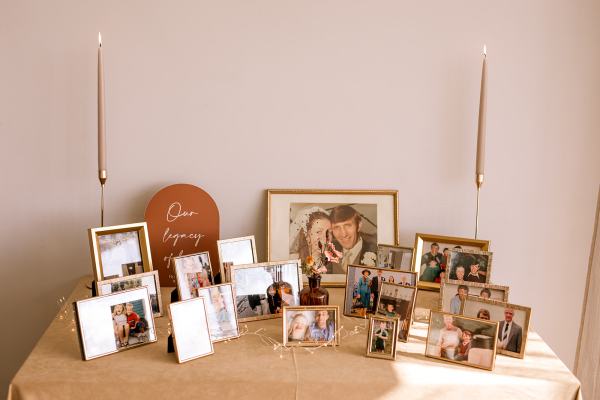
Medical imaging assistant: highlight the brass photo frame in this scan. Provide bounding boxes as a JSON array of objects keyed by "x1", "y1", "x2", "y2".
[
  {"x1": 439, "y1": 279, "x2": 509, "y2": 314},
  {"x1": 216, "y1": 236, "x2": 258, "y2": 282},
  {"x1": 172, "y1": 251, "x2": 214, "y2": 301},
  {"x1": 413, "y1": 233, "x2": 490, "y2": 291},
  {"x1": 88, "y1": 222, "x2": 154, "y2": 282},
  {"x1": 377, "y1": 244, "x2": 414, "y2": 271},
  {"x1": 96, "y1": 270, "x2": 163, "y2": 317},
  {"x1": 366, "y1": 316, "x2": 399, "y2": 360},
  {"x1": 282, "y1": 305, "x2": 340, "y2": 347},
  {"x1": 169, "y1": 297, "x2": 214, "y2": 363},
  {"x1": 195, "y1": 283, "x2": 241, "y2": 343},
  {"x1": 374, "y1": 281, "x2": 417, "y2": 342}
]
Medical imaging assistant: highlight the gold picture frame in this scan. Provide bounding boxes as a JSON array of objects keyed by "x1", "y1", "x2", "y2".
[
  {"x1": 425, "y1": 311, "x2": 498, "y2": 371},
  {"x1": 172, "y1": 251, "x2": 214, "y2": 301},
  {"x1": 88, "y1": 222, "x2": 154, "y2": 282},
  {"x1": 413, "y1": 233, "x2": 490, "y2": 291},
  {"x1": 230, "y1": 260, "x2": 302, "y2": 323},
  {"x1": 374, "y1": 281, "x2": 417, "y2": 342},
  {"x1": 169, "y1": 297, "x2": 214, "y2": 363},
  {"x1": 216, "y1": 236, "x2": 258, "y2": 282},
  {"x1": 282, "y1": 305, "x2": 340, "y2": 347},
  {"x1": 377, "y1": 244, "x2": 414, "y2": 271},
  {"x1": 267, "y1": 189, "x2": 399, "y2": 287},
  {"x1": 96, "y1": 270, "x2": 163, "y2": 317},
  {"x1": 439, "y1": 279, "x2": 509, "y2": 314},
  {"x1": 195, "y1": 283, "x2": 241, "y2": 343},
  {"x1": 460, "y1": 297, "x2": 531, "y2": 359},
  {"x1": 366, "y1": 316, "x2": 399, "y2": 360}
]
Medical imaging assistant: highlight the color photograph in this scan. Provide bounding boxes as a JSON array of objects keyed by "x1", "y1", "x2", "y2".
[
  {"x1": 283, "y1": 306, "x2": 339, "y2": 346},
  {"x1": 377, "y1": 245, "x2": 413, "y2": 271},
  {"x1": 174, "y1": 252, "x2": 214, "y2": 301},
  {"x1": 446, "y1": 248, "x2": 493, "y2": 283},
  {"x1": 96, "y1": 271, "x2": 162, "y2": 316},
  {"x1": 366, "y1": 316, "x2": 398, "y2": 360},
  {"x1": 375, "y1": 282, "x2": 417, "y2": 341},
  {"x1": 439, "y1": 280, "x2": 509, "y2": 315},
  {"x1": 195, "y1": 284, "x2": 240, "y2": 342}
]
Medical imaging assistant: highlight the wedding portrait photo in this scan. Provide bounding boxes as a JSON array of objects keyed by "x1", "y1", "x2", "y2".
[
  {"x1": 196, "y1": 284, "x2": 240, "y2": 342},
  {"x1": 366, "y1": 316, "x2": 398, "y2": 360},
  {"x1": 283, "y1": 306, "x2": 339, "y2": 346},
  {"x1": 173, "y1": 252, "x2": 214, "y2": 301},
  {"x1": 446, "y1": 249, "x2": 493, "y2": 283},
  {"x1": 230, "y1": 261, "x2": 302, "y2": 322},
  {"x1": 375, "y1": 282, "x2": 417, "y2": 341},
  {"x1": 377, "y1": 244, "x2": 413, "y2": 270},
  {"x1": 461, "y1": 298, "x2": 531, "y2": 358},
  {"x1": 426, "y1": 311, "x2": 498, "y2": 371},
  {"x1": 96, "y1": 271, "x2": 162, "y2": 316},
  {"x1": 439, "y1": 280, "x2": 509, "y2": 315},
  {"x1": 343, "y1": 265, "x2": 417, "y2": 318}
]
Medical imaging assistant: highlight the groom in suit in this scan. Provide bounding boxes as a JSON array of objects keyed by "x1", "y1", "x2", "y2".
[
  {"x1": 329, "y1": 205, "x2": 377, "y2": 274},
  {"x1": 497, "y1": 308, "x2": 523, "y2": 353}
]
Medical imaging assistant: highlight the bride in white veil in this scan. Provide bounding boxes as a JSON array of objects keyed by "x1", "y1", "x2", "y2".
[{"x1": 289, "y1": 206, "x2": 332, "y2": 269}]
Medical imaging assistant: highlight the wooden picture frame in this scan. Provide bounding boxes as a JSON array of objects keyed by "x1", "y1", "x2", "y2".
[
  {"x1": 172, "y1": 251, "x2": 214, "y2": 301},
  {"x1": 282, "y1": 305, "x2": 340, "y2": 347},
  {"x1": 230, "y1": 260, "x2": 302, "y2": 323},
  {"x1": 88, "y1": 222, "x2": 154, "y2": 282},
  {"x1": 413, "y1": 233, "x2": 490, "y2": 291},
  {"x1": 169, "y1": 297, "x2": 214, "y2": 363},
  {"x1": 374, "y1": 281, "x2": 417, "y2": 342},
  {"x1": 194, "y1": 283, "x2": 240, "y2": 343},
  {"x1": 439, "y1": 279, "x2": 509, "y2": 315},
  {"x1": 366, "y1": 316, "x2": 398, "y2": 360},
  {"x1": 216, "y1": 236, "x2": 258, "y2": 282},
  {"x1": 460, "y1": 297, "x2": 531, "y2": 359},
  {"x1": 96, "y1": 270, "x2": 163, "y2": 317},
  {"x1": 267, "y1": 189, "x2": 399, "y2": 287},
  {"x1": 425, "y1": 311, "x2": 498, "y2": 371}
]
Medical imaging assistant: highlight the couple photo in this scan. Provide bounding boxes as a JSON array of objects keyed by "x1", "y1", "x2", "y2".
[{"x1": 289, "y1": 203, "x2": 378, "y2": 274}]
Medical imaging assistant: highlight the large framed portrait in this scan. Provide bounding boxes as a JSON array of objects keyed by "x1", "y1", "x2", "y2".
[
  {"x1": 343, "y1": 264, "x2": 417, "y2": 318},
  {"x1": 96, "y1": 271, "x2": 163, "y2": 317},
  {"x1": 377, "y1": 244, "x2": 413, "y2": 271},
  {"x1": 216, "y1": 236, "x2": 258, "y2": 282},
  {"x1": 230, "y1": 260, "x2": 302, "y2": 322},
  {"x1": 446, "y1": 248, "x2": 493, "y2": 283},
  {"x1": 283, "y1": 306, "x2": 339, "y2": 347},
  {"x1": 267, "y1": 189, "x2": 399, "y2": 287},
  {"x1": 195, "y1": 283, "x2": 240, "y2": 342},
  {"x1": 412, "y1": 233, "x2": 490, "y2": 291},
  {"x1": 366, "y1": 316, "x2": 398, "y2": 360},
  {"x1": 73, "y1": 287, "x2": 157, "y2": 361},
  {"x1": 461, "y1": 297, "x2": 531, "y2": 359},
  {"x1": 173, "y1": 252, "x2": 214, "y2": 301},
  {"x1": 375, "y1": 281, "x2": 417, "y2": 342},
  {"x1": 425, "y1": 311, "x2": 498, "y2": 371},
  {"x1": 88, "y1": 222, "x2": 154, "y2": 281},
  {"x1": 440, "y1": 279, "x2": 509, "y2": 315},
  {"x1": 169, "y1": 297, "x2": 214, "y2": 363}
]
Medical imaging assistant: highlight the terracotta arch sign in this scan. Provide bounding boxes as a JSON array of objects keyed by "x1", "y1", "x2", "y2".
[{"x1": 145, "y1": 184, "x2": 220, "y2": 286}]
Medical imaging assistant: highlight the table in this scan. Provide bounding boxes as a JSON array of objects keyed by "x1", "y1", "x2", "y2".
[{"x1": 9, "y1": 276, "x2": 582, "y2": 400}]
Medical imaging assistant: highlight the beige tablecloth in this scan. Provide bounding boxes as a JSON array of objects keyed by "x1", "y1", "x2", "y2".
[{"x1": 9, "y1": 277, "x2": 582, "y2": 400}]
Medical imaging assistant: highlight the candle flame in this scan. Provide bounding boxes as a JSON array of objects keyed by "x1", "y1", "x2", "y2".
[
  {"x1": 483, "y1": 44, "x2": 487, "y2": 56},
  {"x1": 98, "y1": 32, "x2": 102, "y2": 47}
]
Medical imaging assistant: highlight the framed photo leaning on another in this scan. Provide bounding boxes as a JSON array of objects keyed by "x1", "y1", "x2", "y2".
[
  {"x1": 377, "y1": 244, "x2": 413, "y2": 271},
  {"x1": 375, "y1": 281, "x2": 417, "y2": 342},
  {"x1": 425, "y1": 311, "x2": 498, "y2": 371},
  {"x1": 88, "y1": 222, "x2": 154, "y2": 281},
  {"x1": 461, "y1": 297, "x2": 531, "y2": 359},
  {"x1": 267, "y1": 189, "x2": 399, "y2": 287},
  {"x1": 96, "y1": 270, "x2": 163, "y2": 317},
  {"x1": 217, "y1": 236, "x2": 258, "y2": 282},
  {"x1": 412, "y1": 233, "x2": 490, "y2": 291},
  {"x1": 169, "y1": 297, "x2": 214, "y2": 363},
  {"x1": 366, "y1": 316, "x2": 398, "y2": 360},
  {"x1": 446, "y1": 248, "x2": 493, "y2": 284},
  {"x1": 73, "y1": 287, "x2": 157, "y2": 361},
  {"x1": 283, "y1": 306, "x2": 340, "y2": 347},
  {"x1": 194, "y1": 283, "x2": 240, "y2": 342},
  {"x1": 343, "y1": 264, "x2": 417, "y2": 319},
  {"x1": 439, "y1": 279, "x2": 509, "y2": 315},
  {"x1": 173, "y1": 252, "x2": 214, "y2": 301},
  {"x1": 230, "y1": 260, "x2": 302, "y2": 323}
]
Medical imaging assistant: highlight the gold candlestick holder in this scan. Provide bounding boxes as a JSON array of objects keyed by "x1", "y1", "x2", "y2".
[
  {"x1": 99, "y1": 170, "x2": 107, "y2": 227},
  {"x1": 475, "y1": 174, "x2": 484, "y2": 239}
]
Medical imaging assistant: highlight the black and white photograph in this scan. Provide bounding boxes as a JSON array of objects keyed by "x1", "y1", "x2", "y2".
[
  {"x1": 375, "y1": 281, "x2": 417, "y2": 341},
  {"x1": 283, "y1": 306, "x2": 339, "y2": 346}
]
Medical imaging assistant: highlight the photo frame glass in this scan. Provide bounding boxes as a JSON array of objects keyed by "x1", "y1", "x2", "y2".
[
  {"x1": 96, "y1": 271, "x2": 163, "y2": 316},
  {"x1": 343, "y1": 265, "x2": 417, "y2": 318},
  {"x1": 425, "y1": 311, "x2": 498, "y2": 371},
  {"x1": 231, "y1": 261, "x2": 302, "y2": 322},
  {"x1": 268, "y1": 190, "x2": 398, "y2": 287},
  {"x1": 283, "y1": 306, "x2": 339, "y2": 346},
  {"x1": 170, "y1": 297, "x2": 214, "y2": 363},
  {"x1": 375, "y1": 282, "x2": 417, "y2": 342},
  {"x1": 174, "y1": 252, "x2": 214, "y2": 301},
  {"x1": 366, "y1": 316, "x2": 398, "y2": 360},
  {"x1": 195, "y1": 284, "x2": 239, "y2": 342},
  {"x1": 75, "y1": 287, "x2": 157, "y2": 360},
  {"x1": 377, "y1": 245, "x2": 413, "y2": 271}
]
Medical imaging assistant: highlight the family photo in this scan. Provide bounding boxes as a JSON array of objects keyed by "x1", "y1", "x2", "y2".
[
  {"x1": 377, "y1": 245, "x2": 413, "y2": 271},
  {"x1": 366, "y1": 317, "x2": 398, "y2": 360},
  {"x1": 461, "y1": 298, "x2": 531, "y2": 358},
  {"x1": 446, "y1": 249, "x2": 493, "y2": 283},
  {"x1": 196, "y1": 284, "x2": 240, "y2": 342},
  {"x1": 289, "y1": 203, "x2": 378, "y2": 275},
  {"x1": 231, "y1": 261, "x2": 301, "y2": 322},
  {"x1": 98, "y1": 231, "x2": 144, "y2": 279},
  {"x1": 174, "y1": 252, "x2": 214, "y2": 301},
  {"x1": 440, "y1": 280, "x2": 509, "y2": 315},
  {"x1": 284, "y1": 306, "x2": 339, "y2": 346},
  {"x1": 375, "y1": 282, "x2": 417, "y2": 341},
  {"x1": 344, "y1": 265, "x2": 417, "y2": 318},
  {"x1": 111, "y1": 299, "x2": 150, "y2": 349},
  {"x1": 97, "y1": 271, "x2": 162, "y2": 316},
  {"x1": 426, "y1": 312, "x2": 498, "y2": 370}
]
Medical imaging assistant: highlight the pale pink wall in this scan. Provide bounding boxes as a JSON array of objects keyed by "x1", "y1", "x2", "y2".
[{"x1": 1, "y1": 0, "x2": 600, "y2": 395}]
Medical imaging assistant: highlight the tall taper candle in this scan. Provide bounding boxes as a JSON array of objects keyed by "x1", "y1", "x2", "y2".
[
  {"x1": 98, "y1": 33, "x2": 107, "y2": 184},
  {"x1": 475, "y1": 45, "x2": 487, "y2": 187}
]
